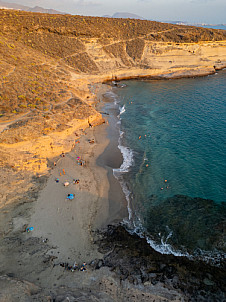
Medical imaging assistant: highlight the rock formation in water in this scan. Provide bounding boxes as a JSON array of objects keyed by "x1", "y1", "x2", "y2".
[{"x1": 145, "y1": 195, "x2": 226, "y2": 254}]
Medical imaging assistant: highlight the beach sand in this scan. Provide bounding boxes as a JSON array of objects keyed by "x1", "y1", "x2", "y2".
[{"x1": 29, "y1": 92, "x2": 127, "y2": 265}]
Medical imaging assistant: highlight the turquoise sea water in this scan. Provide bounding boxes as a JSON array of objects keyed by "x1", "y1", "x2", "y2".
[{"x1": 110, "y1": 71, "x2": 226, "y2": 260}]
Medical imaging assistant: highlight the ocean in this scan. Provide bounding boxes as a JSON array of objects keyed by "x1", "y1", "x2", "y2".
[
  {"x1": 200, "y1": 24, "x2": 226, "y2": 30},
  {"x1": 105, "y1": 70, "x2": 226, "y2": 263}
]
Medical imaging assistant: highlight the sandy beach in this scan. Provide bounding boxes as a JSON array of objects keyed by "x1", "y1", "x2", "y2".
[{"x1": 28, "y1": 89, "x2": 127, "y2": 265}]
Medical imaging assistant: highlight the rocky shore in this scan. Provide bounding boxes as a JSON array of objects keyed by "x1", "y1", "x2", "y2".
[
  {"x1": 1, "y1": 222, "x2": 225, "y2": 301},
  {"x1": 95, "y1": 224, "x2": 226, "y2": 302}
]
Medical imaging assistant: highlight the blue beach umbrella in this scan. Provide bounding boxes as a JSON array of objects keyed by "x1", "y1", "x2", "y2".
[{"x1": 67, "y1": 194, "x2": 74, "y2": 200}]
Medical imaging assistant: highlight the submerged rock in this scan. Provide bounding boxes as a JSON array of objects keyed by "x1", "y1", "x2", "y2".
[{"x1": 145, "y1": 195, "x2": 226, "y2": 254}]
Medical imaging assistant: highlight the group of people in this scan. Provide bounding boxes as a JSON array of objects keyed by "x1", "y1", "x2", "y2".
[
  {"x1": 77, "y1": 159, "x2": 85, "y2": 166},
  {"x1": 59, "y1": 262, "x2": 87, "y2": 272},
  {"x1": 73, "y1": 179, "x2": 80, "y2": 184},
  {"x1": 53, "y1": 150, "x2": 84, "y2": 199}
]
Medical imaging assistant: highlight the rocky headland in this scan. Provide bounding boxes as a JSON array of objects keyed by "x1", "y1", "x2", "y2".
[{"x1": 0, "y1": 9, "x2": 226, "y2": 301}]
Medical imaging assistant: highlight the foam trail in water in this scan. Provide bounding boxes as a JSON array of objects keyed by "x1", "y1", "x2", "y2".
[
  {"x1": 115, "y1": 145, "x2": 133, "y2": 173},
  {"x1": 123, "y1": 217, "x2": 189, "y2": 257},
  {"x1": 119, "y1": 105, "x2": 126, "y2": 116},
  {"x1": 146, "y1": 233, "x2": 188, "y2": 257},
  {"x1": 119, "y1": 130, "x2": 124, "y2": 138},
  {"x1": 113, "y1": 144, "x2": 134, "y2": 220}
]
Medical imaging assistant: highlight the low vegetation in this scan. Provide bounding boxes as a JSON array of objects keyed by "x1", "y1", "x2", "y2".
[{"x1": 0, "y1": 9, "x2": 225, "y2": 141}]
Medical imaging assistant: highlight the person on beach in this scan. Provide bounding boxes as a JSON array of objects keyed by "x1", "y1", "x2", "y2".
[
  {"x1": 89, "y1": 122, "x2": 92, "y2": 128},
  {"x1": 72, "y1": 262, "x2": 79, "y2": 271},
  {"x1": 80, "y1": 262, "x2": 87, "y2": 271}
]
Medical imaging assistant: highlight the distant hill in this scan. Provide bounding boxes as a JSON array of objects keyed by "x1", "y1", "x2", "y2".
[
  {"x1": 0, "y1": 0, "x2": 29, "y2": 10},
  {"x1": 0, "y1": 0, "x2": 67, "y2": 14},
  {"x1": 26, "y1": 6, "x2": 67, "y2": 15},
  {"x1": 103, "y1": 12, "x2": 145, "y2": 20}
]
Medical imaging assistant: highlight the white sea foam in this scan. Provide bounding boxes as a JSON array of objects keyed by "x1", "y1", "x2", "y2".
[
  {"x1": 122, "y1": 210, "x2": 225, "y2": 264},
  {"x1": 122, "y1": 217, "x2": 225, "y2": 265},
  {"x1": 119, "y1": 130, "x2": 124, "y2": 138},
  {"x1": 115, "y1": 145, "x2": 133, "y2": 173},
  {"x1": 113, "y1": 144, "x2": 134, "y2": 219},
  {"x1": 119, "y1": 105, "x2": 126, "y2": 115},
  {"x1": 120, "y1": 184, "x2": 133, "y2": 220},
  {"x1": 123, "y1": 217, "x2": 189, "y2": 257},
  {"x1": 113, "y1": 169, "x2": 133, "y2": 221},
  {"x1": 113, "y1": 100, "x2": 134, "y2": 221},
  {"x1": 146, "y1": 233, "x2": 188, "y2": 257}
]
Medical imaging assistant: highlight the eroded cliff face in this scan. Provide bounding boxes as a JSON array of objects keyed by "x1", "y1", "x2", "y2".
[
  {"x1": 0, "y1": 9, "x2": 226, "y2": 207},
  {"x1": 79, "y1": 39, "x2": 226, "y2": 80}
]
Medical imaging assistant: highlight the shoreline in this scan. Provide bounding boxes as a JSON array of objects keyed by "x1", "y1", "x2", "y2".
[
  {"x1": 27, "y1": 84, "x2": 128, "y2": 267},
  {"x1": 95, "y1": 93, "x2": 128, "y2": 229},
  {"x1": 80, "y1": 63, "x2": 226, "y2": 88}
]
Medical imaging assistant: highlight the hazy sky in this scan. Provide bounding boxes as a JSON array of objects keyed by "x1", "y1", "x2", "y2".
[{"x1": 3, "y1": 0, "x2": 226, "y2": 23}]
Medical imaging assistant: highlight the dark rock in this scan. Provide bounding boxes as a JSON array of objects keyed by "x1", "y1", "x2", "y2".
[
  {"x1": 95, "y1": 259, "x2": 104, "y2": 270},
  {"x1": 96, "y1": 224, "x2": 226, "y2": 301}
]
